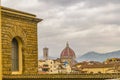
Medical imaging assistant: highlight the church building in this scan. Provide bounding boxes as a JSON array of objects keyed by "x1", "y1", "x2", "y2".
[{"x1": 60, "y1": 42, "x2": 77, "y2": 66}]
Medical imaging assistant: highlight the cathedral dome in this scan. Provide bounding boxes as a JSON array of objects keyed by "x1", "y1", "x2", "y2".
[{"x1": 60, "y1": 42, "x2": 76, "y2": 59}]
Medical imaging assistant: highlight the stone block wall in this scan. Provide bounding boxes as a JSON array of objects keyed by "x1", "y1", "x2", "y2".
[{"x1": 1, "y1": 7, "x2": 42, "y2": 75}]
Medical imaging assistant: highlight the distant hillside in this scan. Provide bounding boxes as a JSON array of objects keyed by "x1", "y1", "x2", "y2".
[{"x1": 77, "y1": 50, "x2": 120, "y2": 62}]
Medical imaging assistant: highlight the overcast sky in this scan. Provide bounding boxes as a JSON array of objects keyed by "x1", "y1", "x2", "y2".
[{"x1": 2, "y1": 0, "x2": 120, "y2": 58}]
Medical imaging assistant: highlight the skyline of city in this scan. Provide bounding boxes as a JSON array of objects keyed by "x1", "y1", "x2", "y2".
[
  {"x1": 1, "y1": 1, "x2": 120, "y2": 79},
  {"x1": 2, "y1": 0, "x2": 120, "y2": 58}
]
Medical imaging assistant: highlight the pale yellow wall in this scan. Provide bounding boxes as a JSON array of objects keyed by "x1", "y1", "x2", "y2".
[
  {"x1": 76, "y1": 65, "x2": 82, "y2": 68},
  {"x1": 38, "y1": 59, "x2": 61, "y2": 74},
  {"x1": 82, "y1": 67, "x2": 115, "y2": 73},
  {"x1": 38, "y1": 61, "x2": 45, "y2": 72},
  {"x1": 46, "y1": 60, "x2": 60, "y2": 74},
  {"x1": 38, "y1": 59, "x2": 72, "y2": 74},
  {"x1": 64, "y1": 64, "x2": 71, "y2": 73}
]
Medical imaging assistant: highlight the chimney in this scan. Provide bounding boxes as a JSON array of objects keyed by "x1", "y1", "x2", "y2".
[{"x1": 43, "y1": 47, "x2": 48, "y2": 60}]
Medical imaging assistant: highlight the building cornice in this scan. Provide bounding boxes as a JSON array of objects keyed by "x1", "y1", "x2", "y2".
[{"x1": 1, "y1": 6, "x2": 42, "y2": 23}]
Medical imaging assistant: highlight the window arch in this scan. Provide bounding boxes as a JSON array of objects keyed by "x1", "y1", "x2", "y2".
[
  {"x1": 12, "y1": 38, "x2": 19, "y2": 71},
  {"x1": 11, "y1": 37, "x2": 23, "y2": 74}
]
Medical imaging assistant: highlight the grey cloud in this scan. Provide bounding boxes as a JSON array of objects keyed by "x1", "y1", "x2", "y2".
[
  {"x1": 38, "y1": 0, "x2": 120, "y2": 8},
  {"x1": 38, "y1": 0, "x2": 81, "y2": 7},
  {"x1": 83, "y1": 0, "x2": 120, "y2": 8},
  {"x1": 2, "y1": 0, "x2": 120, "y2": 58}
]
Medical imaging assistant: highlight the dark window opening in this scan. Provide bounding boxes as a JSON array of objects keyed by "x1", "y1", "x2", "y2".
[{"x1": 12, "y1": 38, "x2": 19, "y2": 71}]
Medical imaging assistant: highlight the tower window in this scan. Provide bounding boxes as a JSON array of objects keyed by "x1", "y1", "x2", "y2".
[
  {"x1": 11, "y1": 37, "x2": 23, "y2": 74},
  {"x1": 12, "y1": 38, "x2": 19, "y2": 71}
]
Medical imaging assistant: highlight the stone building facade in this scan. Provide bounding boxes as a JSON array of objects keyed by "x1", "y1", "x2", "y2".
[{"x1": 1, "y1": 6, "x2": 42, "y2": 75}]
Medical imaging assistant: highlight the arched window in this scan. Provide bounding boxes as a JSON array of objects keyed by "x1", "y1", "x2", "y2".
[
  {"x1": 12, "y1": 38, "x2": 19, "y2": 71},
  {"x1": 11, "y1": 37, "x2": 23, "y2": 74}
]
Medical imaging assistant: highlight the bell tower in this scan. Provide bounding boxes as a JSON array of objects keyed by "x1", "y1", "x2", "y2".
[{"x1": 43, "y1": 47, "x2": 48, "y2": 60}]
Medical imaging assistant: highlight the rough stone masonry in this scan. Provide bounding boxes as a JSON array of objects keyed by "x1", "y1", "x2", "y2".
[{"x1": 1, "y1": 6, "x2": 42, "y2": 75}]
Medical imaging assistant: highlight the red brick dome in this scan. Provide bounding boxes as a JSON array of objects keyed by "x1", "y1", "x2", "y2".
[{"x1": 60, "y1": 42, "x2": 76, "y2": 59}]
